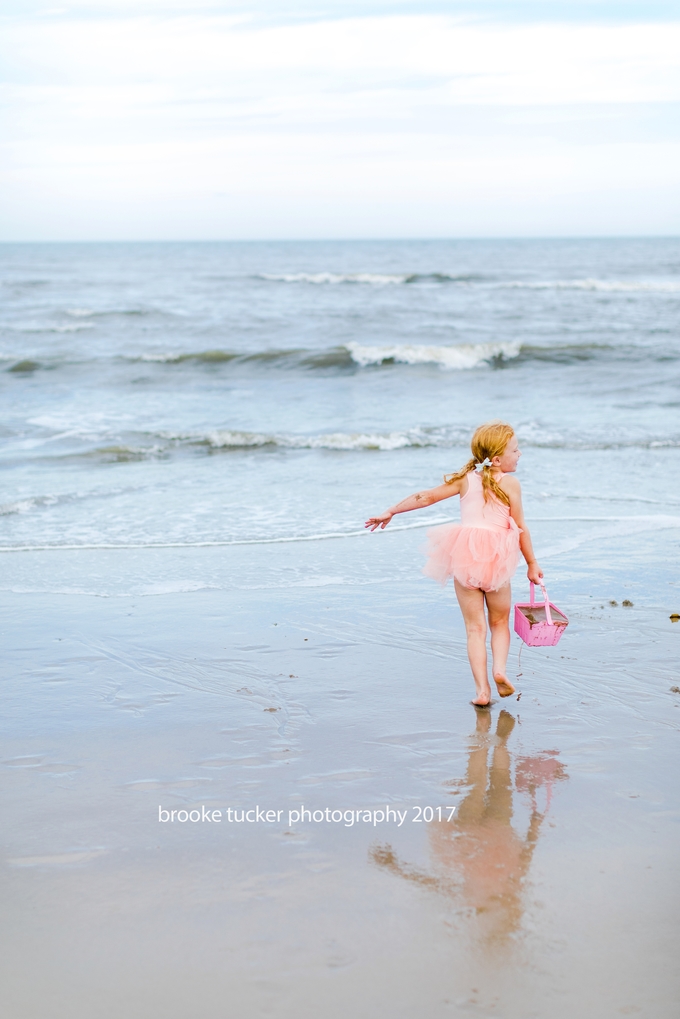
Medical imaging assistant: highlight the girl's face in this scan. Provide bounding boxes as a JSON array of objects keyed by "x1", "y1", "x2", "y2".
[{"x1": 494, "y1": 434, "x2": 521, "y2": 473}]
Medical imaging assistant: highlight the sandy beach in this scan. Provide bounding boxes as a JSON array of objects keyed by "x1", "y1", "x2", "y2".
[{"x1": 1, "y1": 529, "x2": 679, "y2": 1018}]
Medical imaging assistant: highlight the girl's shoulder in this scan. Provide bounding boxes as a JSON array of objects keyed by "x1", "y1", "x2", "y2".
[
  {"x1": 442, "y1": 472, "x2": 470, "y2": 497},
  {"x1": 498, "y1": 472, "x2": 521, "y2": 496}
]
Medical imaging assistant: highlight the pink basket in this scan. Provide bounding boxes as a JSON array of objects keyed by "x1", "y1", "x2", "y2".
[{"x1": 514, "y1": 580, "x2": 569, "y2": 647}]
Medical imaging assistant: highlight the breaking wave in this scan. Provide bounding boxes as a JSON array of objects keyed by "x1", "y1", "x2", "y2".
[
  {"x1": 191, "y1": 428, "x2": 455, "y2": 451},
  {"x1": 502, "y1": 278, "x2": 680, "y2": 293},
  {"x1": 4, "y1": 321, "x2": 95, "y2": 334},
  {"x1": 140, "y1": 426, "x2": 680, "y2": 456},
  {"x1": 258, "y1": 272, "x2": 680, "y2": 292},
  {"x1": 0, "y1": 495, "x2": 61, "y2": 516},
  {"x1": 259, "y1": 272, "x2": 487, "y2": 285},
  {"x1": 134, "y1": 340, "x2": 521, "y2": 371},
  {"x1": 127, "y1": 341, "x2": 521, "y2": 371},
  {"x1": 5, "y1": 339, "x2": 676, "y2": 377},
  {"x1": 346, "y1": 340, "x2": 521, "y2": 369},
  {"x1": 10, "y1": 422, "x2": 680, "y2": 466},
  {"x1": 261, "y1": 272, "x2": 410, "y2": 285},
  {"x1": 0, "y1": 487, "x2": 137, "y2": 516},
  {"x1": 132, "y1": 340, "x2": 679, "y2": 372},
  {"x1": 138, "y1": 350, "x2": 239, "y2": 364}
]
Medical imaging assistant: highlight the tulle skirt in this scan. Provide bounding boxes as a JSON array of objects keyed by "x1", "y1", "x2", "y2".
[{"x1": 423, "y1": 521, "x2": 521, "y2": 593}]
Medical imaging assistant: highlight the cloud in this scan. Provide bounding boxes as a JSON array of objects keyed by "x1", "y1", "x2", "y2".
[
  {"x1": 4, "y1": 15, "x2": 680, "y2": 103},
  {"x1": 1, "y1": 12, "x2": 679, "y2": 238}
]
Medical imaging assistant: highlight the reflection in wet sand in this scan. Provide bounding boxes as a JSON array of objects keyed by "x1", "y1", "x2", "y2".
[{"x1": 371, "y1": 709, "x2": 567, "y2": 943}]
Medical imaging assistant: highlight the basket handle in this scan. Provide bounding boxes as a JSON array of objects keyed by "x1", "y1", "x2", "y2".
[{"x1": 530, "y1": 579, "x2": 554, "y2": 626}]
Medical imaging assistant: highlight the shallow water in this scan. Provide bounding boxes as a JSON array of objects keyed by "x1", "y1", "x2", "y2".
[{"x1": 1, "y1": 240, "x2": 679, "y2": 1016}]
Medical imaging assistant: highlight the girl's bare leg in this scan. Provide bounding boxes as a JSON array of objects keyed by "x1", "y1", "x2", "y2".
[
  {"x1": 485, "y1": 584, "x2": 515, "y2": 697},
  {"x1": 454, "y1": 579, "x2": 492, "y2": 705}
]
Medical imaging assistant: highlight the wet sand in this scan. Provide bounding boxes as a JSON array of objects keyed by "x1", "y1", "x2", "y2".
[{"x1": 1, "y1": 539, "x2": 679, "y2": 1018}]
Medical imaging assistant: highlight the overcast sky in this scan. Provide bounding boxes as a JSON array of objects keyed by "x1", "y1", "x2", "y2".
[{"x1": 1, "y1": 1, "x2": 679, "y2": 240}]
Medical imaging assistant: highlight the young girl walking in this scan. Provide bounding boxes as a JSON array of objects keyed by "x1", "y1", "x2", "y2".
[{"x1": 365, "y1": 422, "x2": 543, "y2": 707}]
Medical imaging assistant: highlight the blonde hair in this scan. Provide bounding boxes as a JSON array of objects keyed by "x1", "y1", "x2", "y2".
[{"x1": 444, "y1": 421, "x2": 515, "y2": 505}]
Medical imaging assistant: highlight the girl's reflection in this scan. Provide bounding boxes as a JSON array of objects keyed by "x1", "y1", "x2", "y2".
[{"x1": 371, "y1": 709, "x2": 567, "y2": 942}]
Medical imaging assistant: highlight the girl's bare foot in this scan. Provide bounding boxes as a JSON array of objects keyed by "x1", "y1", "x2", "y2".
[
  {"x1": 472, "y1": 687, "x2": 492, "y2": 707},
  {"x1": 493, "y1": 673, "x2": 515, "y2": 698}
]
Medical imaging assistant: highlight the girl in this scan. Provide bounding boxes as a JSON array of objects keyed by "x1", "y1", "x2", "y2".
[{"x1": 365, "y1": 422, "x2": 543, "y2": 707}]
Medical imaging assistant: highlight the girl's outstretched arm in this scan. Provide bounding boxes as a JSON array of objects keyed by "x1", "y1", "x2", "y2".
[
  {"x1": 365, "y1": 478, "x2": 463, "y2": 531},
  {"x1": 500, "y1": 475, "x2": 543, "y2": 583}
]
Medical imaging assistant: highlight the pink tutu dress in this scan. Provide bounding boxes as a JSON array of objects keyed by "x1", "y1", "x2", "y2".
[{"x1": 423, "y1": 470, "x2": 521, "y2": 592}]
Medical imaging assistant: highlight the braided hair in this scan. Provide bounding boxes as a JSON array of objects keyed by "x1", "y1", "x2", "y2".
[{"x1": 444, "y1": 422, "x2": 515, "y2": 506}]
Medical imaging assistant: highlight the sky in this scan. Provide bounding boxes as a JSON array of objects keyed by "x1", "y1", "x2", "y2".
[{"x1": 1, "y1": 1, "x2": 679, "y2": 240}]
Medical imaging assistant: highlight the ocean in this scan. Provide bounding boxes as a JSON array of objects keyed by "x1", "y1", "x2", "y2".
[{"x1": 1, "y1": 237, "x2": 679, "y2": 595}]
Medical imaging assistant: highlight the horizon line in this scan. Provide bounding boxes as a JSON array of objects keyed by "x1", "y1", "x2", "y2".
[{"x1": 1, "y1": 234, "x2": 679, "y2": 245}]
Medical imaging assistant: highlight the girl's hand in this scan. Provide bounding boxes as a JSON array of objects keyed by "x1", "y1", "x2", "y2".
[
  {"x1": 365, "y1": 512, "x2": 393, "y2": 531},
  {"x1": 527, "y1": 561, "x2": 544, "y2": 584}
]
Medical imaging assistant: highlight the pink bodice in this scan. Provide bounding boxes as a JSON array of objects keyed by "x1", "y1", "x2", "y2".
[{"x1": 460, "y1": 470, "x2": 514, "y2": 532}]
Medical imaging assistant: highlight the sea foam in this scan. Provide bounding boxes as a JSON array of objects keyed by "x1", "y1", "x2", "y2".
[
  {"x1": 260, "y1": 272, "x2": 410, "y2": 285},
  {"x1": 200, "y1": 428, "x2": 445, "y2": 451},
  {"x1": 259, "y1": 272, "x2": 680, "y2": 293},
  {"x1": 502, "y1": 279, "x2": 680, "y2": 293},
  {"x1": 346, "y1": 340, "x2": 521, "y2": 369}
]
